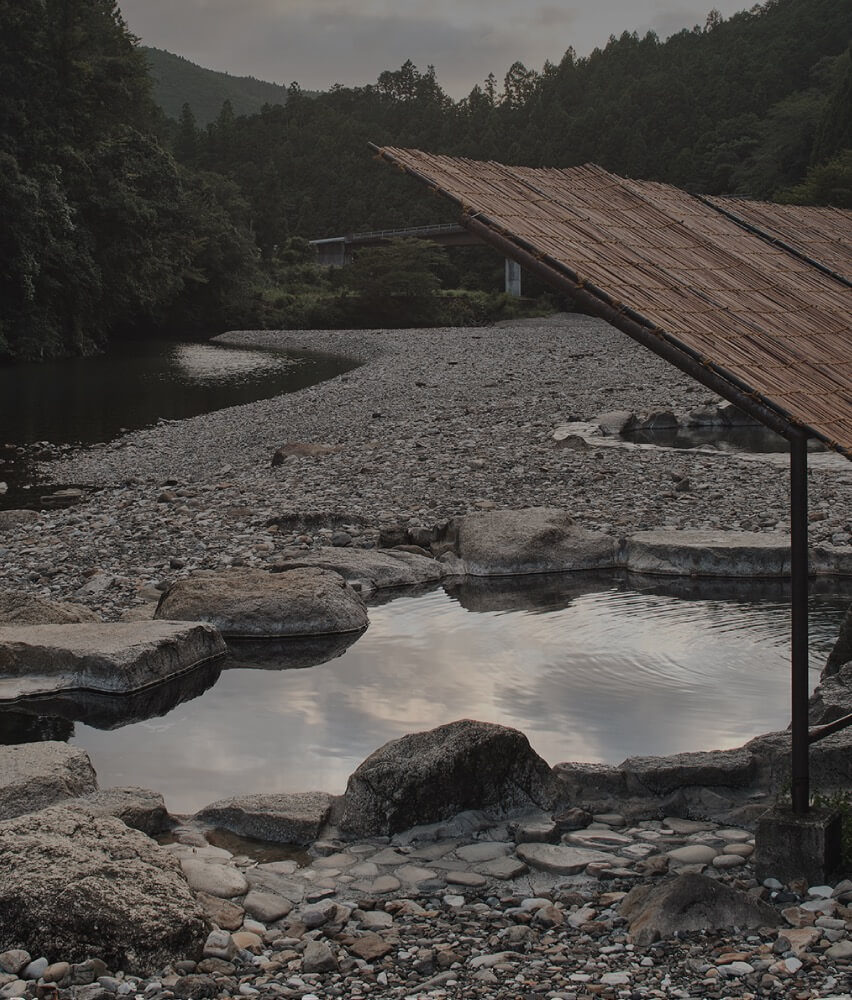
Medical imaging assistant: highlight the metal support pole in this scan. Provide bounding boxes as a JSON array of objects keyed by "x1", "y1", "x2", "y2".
[{"x1": 790, "y1": 427, "x2": 810, "y2": 814}]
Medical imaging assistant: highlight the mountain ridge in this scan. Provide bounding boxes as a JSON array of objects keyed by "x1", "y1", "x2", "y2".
[{"x1": 141, "y1": 46, "x2": 294, "y2": 124}]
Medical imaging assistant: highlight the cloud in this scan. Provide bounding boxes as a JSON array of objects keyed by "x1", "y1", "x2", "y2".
[
  {"x1": 120, "y1": 0, "x2": 753, "y2": 97},
  {"x1": 122, "y1": 1, "x2": 523, "y2": 95}
]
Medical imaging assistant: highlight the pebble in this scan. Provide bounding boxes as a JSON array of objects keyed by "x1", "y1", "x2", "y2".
[
  {"x1": 667, "y1": 844, "x2": 717, "y2": 864},
  {"x1": 4, "y1": 809, "x2": 836, "y2": 1000}
]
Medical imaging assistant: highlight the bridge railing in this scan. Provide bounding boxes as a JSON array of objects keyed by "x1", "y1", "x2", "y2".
[{"x1": 343, "y1": 223, "x2": 466, "y2": 242}]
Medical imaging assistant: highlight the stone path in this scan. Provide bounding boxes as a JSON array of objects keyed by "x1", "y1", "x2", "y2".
[
  {"x1": 2, "y1": 315, "x2": 850, "y2": 620},
  {"x1": 3, "y1": 810, "x2": 851, "y2": 999}
]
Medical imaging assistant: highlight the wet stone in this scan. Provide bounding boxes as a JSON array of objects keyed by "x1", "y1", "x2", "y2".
[{"x1": 455, "y1": 842, "x2": 511, "y2": 863}]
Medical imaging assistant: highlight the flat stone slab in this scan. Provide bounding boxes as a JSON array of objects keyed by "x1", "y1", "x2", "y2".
[
  {"x1": 623, "y1": 530, "x2": 790, "y2": 577},
  {"x1": 243, "y1": 890, "x2": 293, "y2": 922},
  {"x1": 0, "y1": 622, "x2": 225, "y2": 700},
  {"x1": 811, "y1": 544, "x2": 852, "y2": 576},
  {"x1": 446, "y1": 870, "x2": 487, "y2": 887},
  {"x1": 244, "y1": 869, "x2": 304, "y2": 903},
  {"x1": 516, "y1": 842, "x2": 613, "y2": 874},
  {"x1": 439, "y1": 507, "x2": 619, "y2": 576},
  {"x1": 272, "y1": 548, "x2": 446, "y2": 593},
  {"x1": 0, "y1": 743, "x2": 97, "y2": 821},
  {"x1": 194, "y1": 791, "x2": 333, "y2": 845},
  {"x1": 155, "y1": 567, "x2": 368, "y2": 638},
  {"x1": 455, "y1": 842, "x2": 512, "y2": 863}
]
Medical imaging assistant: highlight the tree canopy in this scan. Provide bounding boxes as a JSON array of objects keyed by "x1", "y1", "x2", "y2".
[
  {"x1": 1, "y1": 0, "x2": 849, "y2": 360},
  {"x1": 0, "y1": 0, "x2": 259, "y2": 360}
]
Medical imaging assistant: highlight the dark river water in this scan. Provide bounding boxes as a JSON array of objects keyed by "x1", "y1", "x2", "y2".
[
  {"x1": 623, "y1": 424, "x2": 827, "y2": 454},
  {"x1": 0, "y1": 338, "x2": 357, "y2": 508},
  {"x1": 4, "y1": 572, "x2": 850, "y2": 813}
]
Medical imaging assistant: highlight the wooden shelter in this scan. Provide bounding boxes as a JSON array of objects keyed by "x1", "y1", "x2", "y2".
[{"x1": 372, "y1": 145, "x2": 852, "y2": 814}]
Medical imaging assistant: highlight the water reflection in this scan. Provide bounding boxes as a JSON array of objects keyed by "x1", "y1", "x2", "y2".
[
  {"x1": 42, "y1": 576, "x2": 850, "y2": 813},
  {"x1": 0, "y1": 659, "x2": 222, "y2": 732},
  {"x1": 445, "y1": 571, "x2": 612, "y2": 613},
  {"x1": 224, "y1": 631, "x2": 366, "y2": 671},
  {"x1": 0, "y1": 340, "x2": 357, "y2": 448},
  {"x1": 0, "y1": 712, "x2": 74, "y2": 745}
]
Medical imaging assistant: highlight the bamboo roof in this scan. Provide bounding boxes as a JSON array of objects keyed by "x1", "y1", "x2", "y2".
[
  {"x1": 376, "y1": 147, "x2": 852, "y2": 457},
  {"x1": 704, "y1": 197, "x2": 852, "y2": 283}
]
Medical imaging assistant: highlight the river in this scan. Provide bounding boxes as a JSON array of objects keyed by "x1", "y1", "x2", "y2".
[{"x1": 0, "y1": 338, "x2": 356, "y2": 508}]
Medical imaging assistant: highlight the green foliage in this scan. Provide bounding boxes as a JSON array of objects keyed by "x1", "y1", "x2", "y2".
[
  {"x1": 0, "y1": 0, "x2": 262, "y2": 360},
  {"x1": 343, "y1": 238, "x2": 447, "y2": 326},
  {"x1": 811, "y1": 789, "x2": 852, "y2": 867},
  {"x1": 778, "y1": 149, "x2": 852, "y2": 207},
  {"x1": 161, "y1": 0, "x2": 851, "y2": 263}
]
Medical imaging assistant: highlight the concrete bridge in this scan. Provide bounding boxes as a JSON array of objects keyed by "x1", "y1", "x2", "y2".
[{"x1": 310, "y1": 223, "x2": 523, "y2": 296}]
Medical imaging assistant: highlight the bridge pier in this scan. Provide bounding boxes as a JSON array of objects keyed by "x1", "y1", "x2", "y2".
[
  {"x1": 505, "y1": 258, "x2": 522, "y2": 297},
  {"x1": 311, "y1": 228, "x2": 523, "y2": 296}
]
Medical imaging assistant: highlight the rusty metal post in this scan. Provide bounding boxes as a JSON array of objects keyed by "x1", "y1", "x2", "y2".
[{"x1": 790, "y1": 427, "x2": 810, "y2": 814}]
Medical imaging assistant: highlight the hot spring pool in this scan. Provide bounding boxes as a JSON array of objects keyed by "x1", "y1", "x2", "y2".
[{"x1": 5, "y1": 571, "x2": 850, "y2": 813}]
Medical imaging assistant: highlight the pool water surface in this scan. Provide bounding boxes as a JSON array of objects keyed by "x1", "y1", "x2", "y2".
[{"x1": 5, "y1": 572, "x2": 849, "y2": 813}]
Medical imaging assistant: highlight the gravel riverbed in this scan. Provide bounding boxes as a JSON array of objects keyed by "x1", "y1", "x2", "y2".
[
  {"x1": 3, "y1": 810, "x2": 852, "y2": 1000},
  {"x1": 4, "y1": 313, "x2": 852, "y2": 621}
]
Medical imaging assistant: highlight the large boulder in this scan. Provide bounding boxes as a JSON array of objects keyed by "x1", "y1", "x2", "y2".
[
  {"x1": 0, "y1": 805, "x2": 208, "y2": 972},
  {"x1": 620, "y1": 873, "x2": 779, "y2": 947},
  {"x1": 809, "y1": 662, "x2": 852, "y2": 725},
  {"x1": 553, "y1": 744, "x2": 762, "y2": 825},
  {"x1": 436, "y1": 508, "x2": 618, "y2": 576},
  {"x1": 824, "y1": 603, "x2": 852, "y2": 678},
  {"x1": 339, "y1": 720, "x2": 560, "y2": 836},
  {"x1": 0, "y1": 742, "x2": 97, "y2": 820},
  {"x1": 194, "y1": 791, "x2": 333, "y2": 845},
  {"x1": 0, "y1": 622, "x2": 226, "y2": 700},
  {"x1": 619, "y1": 746, "x2": 758, "y2": 796},
  {"x1": 0, "y1": 591, "x2": 100, "y2": 625},
  {"x1": 271, "y1": 547, "x2": 446, "y2": 595},
  {"x1": 155, "y1": 567, "x2": 368, "y2": 638},
  {"x1": 67, "y1": 787, "x2": 170, "y2": 835}
]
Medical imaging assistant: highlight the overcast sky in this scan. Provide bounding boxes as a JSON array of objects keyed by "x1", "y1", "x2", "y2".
[{"x1": 120, "y1": 0, "x2": 753, "y2": 98}]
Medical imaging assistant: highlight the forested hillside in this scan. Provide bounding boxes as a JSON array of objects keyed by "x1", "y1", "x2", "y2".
[
  {"x1": 142, "y1": 47, "x2": 295, "y2": 125},
  {"x1": 1, "y1": 0, "x2": 850, "y2": 361},
  {"x1": 172, "y1": 0, "x2": 851, "y2": 255}
]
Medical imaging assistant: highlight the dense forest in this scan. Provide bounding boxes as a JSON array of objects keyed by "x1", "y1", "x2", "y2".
[{"x1": 1, "y1": 0, "x2": 850, "y2": 360}]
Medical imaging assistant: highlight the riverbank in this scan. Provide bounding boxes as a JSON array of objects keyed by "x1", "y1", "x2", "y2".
[{"x1": 3, "y1": 313, "x2": 851, "y2": 620}]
